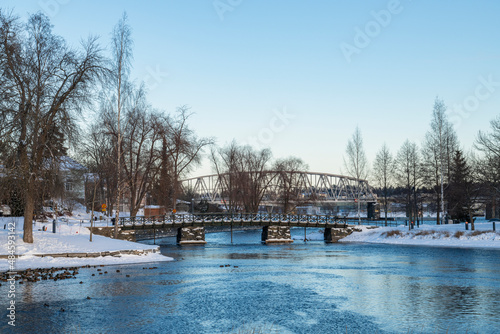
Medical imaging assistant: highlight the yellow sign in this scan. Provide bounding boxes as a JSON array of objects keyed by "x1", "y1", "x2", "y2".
[
  {"x1": 101, "y1": 204, "x2": 107, "y2": 209},
  {"x1": 172, "y1": 209, "x2": 177, "y2": 214}
]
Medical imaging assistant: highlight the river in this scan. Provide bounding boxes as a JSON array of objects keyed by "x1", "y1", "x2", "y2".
[{"x1": 2, "y1": 228, "x2": 500, "y2": 333}]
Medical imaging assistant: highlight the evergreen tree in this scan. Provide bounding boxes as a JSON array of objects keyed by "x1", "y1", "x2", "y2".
[{"x1": 448, "y1": 150, "x2": 470, "y2": 221}]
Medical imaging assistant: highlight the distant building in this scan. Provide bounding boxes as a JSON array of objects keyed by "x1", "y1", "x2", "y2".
[{"x1": 58, "y1": 156, "x2": 87, "y2": 204}]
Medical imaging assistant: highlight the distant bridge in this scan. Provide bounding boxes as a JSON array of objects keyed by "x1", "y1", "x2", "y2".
[{"x1": 180, "y1": 171, "x2": 377, "y2": 206}]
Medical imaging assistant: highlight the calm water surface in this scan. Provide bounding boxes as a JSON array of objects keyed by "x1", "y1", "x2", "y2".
[{"x1": 2, "y1": 228, "x2": 500, "y2": 333}]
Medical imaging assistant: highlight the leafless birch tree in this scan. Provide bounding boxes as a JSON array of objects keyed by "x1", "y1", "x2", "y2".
[
  {"x1": 344, "y1": 126, "x2": 368, "y2": 224},
  {"x1": 422, "y1": 98, "x2": 458, "y2": 224},
  {"x1": 372, "y1": 143, "x2": 394, "y2": 226},
  {"x1": 110, "y1": 12, "x2": 133, "y2": 236}
]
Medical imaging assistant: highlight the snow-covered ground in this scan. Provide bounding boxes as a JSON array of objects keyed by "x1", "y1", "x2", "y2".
[
  {"x1": 333, "y1": 222, "x2": 499, "y2": 249},
  {"x1": 0, "y1": 214, "x2": 173, "y2": 272}
]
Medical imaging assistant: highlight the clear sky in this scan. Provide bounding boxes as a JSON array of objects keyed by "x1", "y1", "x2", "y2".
[{"x1": 4, "y1": 0, "x2": 500, "y2": 178}]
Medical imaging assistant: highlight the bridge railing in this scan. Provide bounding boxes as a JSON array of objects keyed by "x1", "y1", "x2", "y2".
[{"x1": 118, "y1": 213, "x2": 349, "y2": 227}]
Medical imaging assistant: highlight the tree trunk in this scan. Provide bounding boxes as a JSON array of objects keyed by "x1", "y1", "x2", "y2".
[
  {"x1": 436, "y1": 193, "x2": 441, "y2": 225},
  {"x1": 130, "y1": 207, "x2": 139, "y2": 217},
  {"x1": 23, "y1": 180, "x2": 35, "y2": 243},
  {"x1": 384, "y1": 199, "x2": 388, "y2": 227}
]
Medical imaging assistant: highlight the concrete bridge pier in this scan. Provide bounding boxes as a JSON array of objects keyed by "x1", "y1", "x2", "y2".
[
  {"x1": 177, "y1": 227, "x2": 207, "y2": 245},
  {"x1": 261, "y1": 226, "x2": 293, "y2": 244}
]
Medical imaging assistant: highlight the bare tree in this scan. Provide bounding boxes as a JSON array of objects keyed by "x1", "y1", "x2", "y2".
[
  {"x1": 475, "y1": 116, "x2": 500, "y2": 219},
  {"x1": 476, "y1": 116, "x2": 500, "y2": 158},
  {"x1": 0, "y1": 11, "x2": 105, "y2": 242},
  {"x1": 372, "y1": 143, "x2": 394, "y2": 226},
  {"x1": 476, "y1": 154, "x2": 500, "y2": 219},
  {"x1": 211, "y1": 142, "x2": 273, "y2": 213},
  {"x1": 273, "y1": 157, "x2": 309, "y2": 214},
  {"x1": 395, "y1": 140, "x2": 421, "y2": 226},
  {"x1": 422, "y1": 98, "x2": 458, "y2": 224},
  {"x1": 88, "y1": 176, "x2": 101, "y2": 242},
  {"x1": 79, "y1": 121, "x2": 117, "y2": 216},
  {"x1": 161, "y1": 106, "x2": 214, "y2": 210},
  {"x1": 110, "y1": 12, "x2": 133, "y2": 236},
  {"x1": 211, "y1": 141, "x2": 241, "y2": 212},
  {"x1": 344, "y1": 126, "x2": 368, "y2": 224},
  {"x1": 121, "y1": 87, "x2": 162, "y2": 216},
  {"x1": 239, "y1": 146, "x2": 273, "y2": 212}
]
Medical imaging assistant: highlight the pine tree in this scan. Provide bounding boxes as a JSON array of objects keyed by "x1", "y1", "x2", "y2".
[{"x1": 448, "y1": 150, "x2": 470, "y2": 221}]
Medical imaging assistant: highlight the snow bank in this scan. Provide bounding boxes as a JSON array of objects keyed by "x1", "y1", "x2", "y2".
[
  {"x1": 0, "y1": 216, "x2": 173, "y2": 271},
  {"x1": 0, "y1": 253, "x2": 170, "y2": 272},
  {"x1": 340, "y1": 222, "x2": 500, "y2": 249}
]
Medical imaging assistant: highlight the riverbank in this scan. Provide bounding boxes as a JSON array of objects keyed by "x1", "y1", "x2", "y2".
[
  {"x1": 337, "y1": 222, "x2": 500, "y2": 249},
  {"x1": 0, "y1": 217, "x2": 173, "y2": 272}
]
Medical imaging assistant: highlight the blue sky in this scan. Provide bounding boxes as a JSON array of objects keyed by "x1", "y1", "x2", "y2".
[{"x1": 4, "y1": 0, "x2": 500, "y2": 177}]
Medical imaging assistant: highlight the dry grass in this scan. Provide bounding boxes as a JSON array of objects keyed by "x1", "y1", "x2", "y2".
[
  {"x1": 438, "y1": 231, "x2": 450, "y2": 238},
  {"x1": 413, "y1": 230, "x2": 449, "y2": 238},
  {"x1": 414, "y1": 230, "x2": 434, "y2": 237},
  {"x1": 381, "y1": 230, "x2": 403, "y2": 238},
  {"x1": 381, "y1": 228, "x2": 500, "y2": 240},
  {"x1": 470, "y1": 230, "x2": 493, "y2": 237}
]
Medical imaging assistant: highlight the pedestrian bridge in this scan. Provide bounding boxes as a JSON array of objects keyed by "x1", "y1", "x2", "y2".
[{"x1": 119, "y1": 213, "x2": 352, "y2": 244}]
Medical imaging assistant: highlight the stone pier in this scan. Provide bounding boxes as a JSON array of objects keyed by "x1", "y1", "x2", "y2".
[
  {"x1": 176, "y1": 227, "x2": 207, "y2": 245},
  {"x1": 261, "y1": 226, "x2": 293, "y2": 244},
  {"x1": 324, "y1": 227, "x2": 359, "y2": 243}
]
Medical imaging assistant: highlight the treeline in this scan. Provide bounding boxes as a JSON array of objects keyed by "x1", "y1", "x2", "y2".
[{"x1": 363, "y1": 99, "x2": 500, "y2": 228}]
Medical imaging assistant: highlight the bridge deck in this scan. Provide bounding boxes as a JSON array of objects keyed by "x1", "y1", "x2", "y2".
[{"x1": 119, "y1": 213, "x2": 349, "y2": 230}]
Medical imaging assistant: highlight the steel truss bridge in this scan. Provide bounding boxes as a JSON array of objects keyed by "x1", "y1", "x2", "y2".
[{"x1": 180, "y1": 171, "x2": 377, "y2": 206}]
